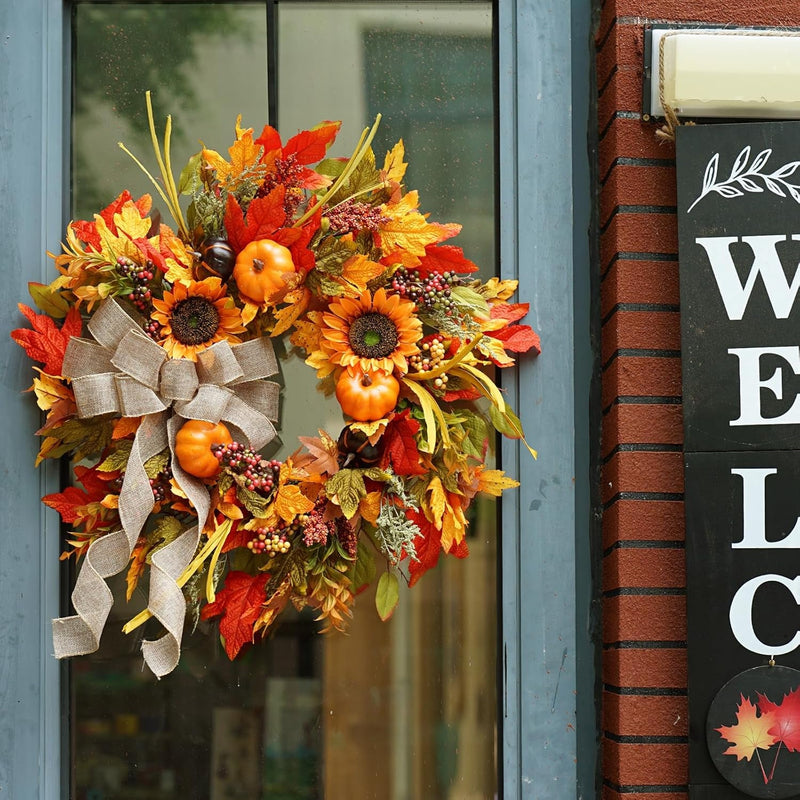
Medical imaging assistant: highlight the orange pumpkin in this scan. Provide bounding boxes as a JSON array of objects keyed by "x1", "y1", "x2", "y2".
[
  {"x1": 233, "y1": 239, "x2": 295, "y2": 304},
  {"x1": 174, "y1": 419, "x2": 233, "y2": 479},
  {"x1": 335, "y1": 367, "x2": 399, "y2": 422}
]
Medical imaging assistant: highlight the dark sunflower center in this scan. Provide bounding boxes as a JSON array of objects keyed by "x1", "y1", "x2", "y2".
[
  {"x1": 348, "y1": 312, "x2": 398, "y2": 359},
  {"x1": 170, "y1": 296, "x2": 221, "y2": 345}
]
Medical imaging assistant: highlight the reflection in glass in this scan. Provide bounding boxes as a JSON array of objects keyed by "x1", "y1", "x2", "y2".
[{"x1": 71, "y1": 3, "x2": 495, "y2": 799}]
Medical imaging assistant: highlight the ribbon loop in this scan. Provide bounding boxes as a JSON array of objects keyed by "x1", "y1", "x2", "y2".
[
  {"x1": 159, "y1": 359, "x2": 199, "y2": 402},
  {"x1": 197, "y1": 340, "x2": 244, "y2": 385},
  {"x1": 111, "y1": 329, "x2": 166, "y2": 389}
]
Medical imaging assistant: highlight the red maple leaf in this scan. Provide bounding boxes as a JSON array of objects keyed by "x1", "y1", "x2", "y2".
[
  {"x1": 70, "y1": 192, "x2": 152, "y2": 250},
  {"x1": 42, "y1": 485, "x2": 93, "y2": 524},
  {"x1": 759, "y1": 689, "x2": 800, "y2": 752},
  {"x1": 406, "y1": 509, "x2": 469, "y2": 587},
  {"x1": 416, "y1": 243, "x2": 478, "y2": 277},
  {"x1": 223, "y1": 189, "x2": 287, "y2": 253},
  {"x1": 255, "y1": 121, "x2": 341, "y2": 189},
  {"x1": 221, "y1": 520, "x2": 249, "y2": 554},
  {"x1": 490, "y1": 302, "x2": 529, "y2": 324},
  {"x1": 11, "y1": 304, "x2": 82, "y2": 375},
  {"x1": 442, "y1": 386, "x2": 482, "y2": 402},
  {"x1": 200, "y1": 571, "x2": 269, "y2": 659},
  {"x1": 490, "y1": 324, "x2": 542, "y2": 354},
  {"x1": 379, "y1": 410, "x2": 426, "y2": 476}
]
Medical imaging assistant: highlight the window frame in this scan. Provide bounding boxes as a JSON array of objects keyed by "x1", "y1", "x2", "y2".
[{"x1": 0, "y1": 0, "x2": 594, "y2": 796}]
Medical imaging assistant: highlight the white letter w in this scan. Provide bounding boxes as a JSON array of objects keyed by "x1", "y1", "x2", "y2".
[{"x1": 696, "y1": 234, "x2": 800, "y2": 321}]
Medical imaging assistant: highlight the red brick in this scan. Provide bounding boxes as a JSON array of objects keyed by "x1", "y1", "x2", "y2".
[
  {"x1": 603, "y1": 740, "x2": 688, "y2": 785},
  {"x1": 601, "y1": 214, "x2": 677, "y2": 272},
  {"x1": 599, "y1": 68, "x2": 644, "y2": 133},
  {"x1": 602, "y1": 356, "x2": 682, "y2": 409},
  {"x1": 603, "y1": 595, "x2": 686, "y2": 642},
  {"x1": 605, "y1": 0, "x2": 800, "y2": 26},
  {"x1": 600, "y1": 165, "x2": 676, "y2": 225},
  {"x1": 603, "y1": 547, "x2": 685, "y2": 591},
  {"x1": 602, "y1": 403, "x2": 683, "y2": 457},
  {"x1": 602, "y1": 451, "x2": 684, "y2": 503},
  {"x1": 603, "y1": 792, "x2": 687, "y2": 800},
  {"x1": 601, "y1": 310, "x2": 680, "y2": 366},
  {"x1": 599, "y1": 117, "x2": 674, "y2": 180},
  {"x1": 603, "y1": 647, "x2": 687, "y2": 688},
  {"x1": 604, "y1": 692, "x2": 688, "y2": 736},
  {"x1": 597, "y1": 24, "x2": 644, "y2": 89},
  {"x1": 601, "y1": 259, "x2": 679, "y2": 318},
  {"x1": 602, "y1": 500, "x2": 685, "y2": 549}
]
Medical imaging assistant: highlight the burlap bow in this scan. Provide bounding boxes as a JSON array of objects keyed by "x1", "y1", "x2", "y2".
[{"x1": 52, "y1": 298, "x2": 280, "y2": 676}]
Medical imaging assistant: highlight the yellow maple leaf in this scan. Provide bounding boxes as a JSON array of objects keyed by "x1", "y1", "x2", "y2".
[
  {"x1": 359, "y1": 491, "x2": 382, "y2": 525},
  {"x1": 425, "y1": 475, "x2": 447, "y2": 529},
  {"x1": 441, "y1": 496, "x2": 468, "y2": 551},
  {"x1": 31, "y1": 371, "x2": 72, "y2": 411},
  {"x1": 113, "y1": 203, "x2": 152, "y2": 240},
  {"x1": 93, "y1": 215, "x2": 140, "y2": 263},
  {"x1": 380, "y1": 191, "x2": 447, "y2": 257},
  {"x1": 274, "y1": 483, "x2": 315, "y2": 524},
  {"x1": 227, "y1": 116, "x2": 261, "y2": 180},
  {"x1": 112, "y1": 416, "x2": 142, "y2": 439},
  {"x1": 348, "y1": 417, "x2": 389, "y2": 442},
  {"x1": 201, "y1": 146, "x2": 231, "y2": 183},
  {"x1": 477, "y1": 468, "x2": 520, "y2": 496},
  {"x1": 271, "y1": 288, "x2": 311, "y2": 337},
  {"x1": 290, "y1": 314, "x2": 324, "y2": 353},
  {"x1": 338, "y1": 254, "x2": 386, "y2": 294},
  {"x1": 126, "y1": 538, "x2": 149, "y2": 601},
  {"x1": 481, "y1": 277, "x2": 519, "y2": 302},
  {"x1": 381, "y1": 140, "x2": 408, "y2": 186}
]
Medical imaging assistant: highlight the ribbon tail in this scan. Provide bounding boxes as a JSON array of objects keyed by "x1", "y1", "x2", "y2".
[
  {"x1": 52, "y1": 412, "x2": 167, "y2": 659},
  {"x1": 141, "y1": 525, "x2": 201, "y2": 678},
  {"x1": 140, "y1": 414, "x2": 213, "y2": 677},
  {"x1": 52, "y1": 529, "x2": 127, "y2": 657}
]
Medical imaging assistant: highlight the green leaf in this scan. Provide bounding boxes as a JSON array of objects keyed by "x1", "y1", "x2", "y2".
[
  {"x1": 144, "y1": 448, "x2": 170, "y2": 479},
  {"x1": 39, "y1": 416, "x2": 113, "y2": 461},
  {"x1": 461, "y1": 411, "x2": 489, "y2": 458},
  {"x1": 97, "y1": 439, "x2": 134, "y2": 472},
  {"x1": 348, "y1": 538, "x2": 376, "y2": 591},
  {"x1": 315, "y1": 157, "x2": 347, "y2": 180},
  {"x1": 375, "y1": 570, "x2": 400, "y2": 621},
  {"x1": 451, "y1": 285, "x2": 490, "y2": 316},
  {"x1": 146, "y1": 516, "x2": 183, "y2": 561},
  {"x1": 326, "y1": 147, "x2": 380, "y2": 207},
  {"x1": 217, "y1": 471, "x2": 234, "y2": 496},
  {"x1": 362, "y1": 467, "x2": 391, "y2": 482},
  {"x1": 305, "y1": 269, "x2": 345, "y2": 298},
  {"x1": 313, "y1": 234, "x2": 357, "y2": 276},
  {"x1": 325, "y1": 469, "x2": 366, "y2": 519},
  {"x1": 236, "y1": 485, "x2": 270, "y2": 517},
  {"x1": 178, "y1": 151, "x2": 203, "y2": 195},
  {"x1": 488, "y1": 404, "x2": 537, "y2": 459},
  {"x1": 28, "y1": 283, "x2": 70, "y2": 319}
]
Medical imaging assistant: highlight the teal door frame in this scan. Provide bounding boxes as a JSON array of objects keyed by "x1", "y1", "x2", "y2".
[{"x1": 0, "y1": 0, "x2": 594, "y2": 796}]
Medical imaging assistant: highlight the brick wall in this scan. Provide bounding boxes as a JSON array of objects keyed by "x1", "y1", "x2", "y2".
[{"x1": 595, "y1": 2, "x2": 800, "y2": 797}]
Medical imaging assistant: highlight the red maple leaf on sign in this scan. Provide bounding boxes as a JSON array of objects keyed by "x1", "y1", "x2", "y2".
[
  {"x1": 379, "y1": 410, "x2": 426, "y2": 476},
  {"x1": 200, "y1": 571, "x2": 269, "y2": 659},
  {"x1": 11, "y1": 305, "x2": 82, "y2": 376},
  {"x1": 759, "y1": 688, "x2": 800, "y2": 751}
]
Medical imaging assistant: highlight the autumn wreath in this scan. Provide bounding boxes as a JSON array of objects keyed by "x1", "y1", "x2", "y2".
[{"x1": 12, "y1": 94, "x2": 539, "y2": 676}]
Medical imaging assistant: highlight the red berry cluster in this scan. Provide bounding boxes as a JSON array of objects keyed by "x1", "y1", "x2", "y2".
[
  {"x1": 211, "y1": 441, "x2": 281, "y2": 494},
  {"x1": 301, "y1": 499, "x2": 357, "y2": 555},
  {"x1": 116, "y1": 256, "x2": 155, "y2": 313},
  {"x1": 389, "y1": 268, "x2": 461, "y2": 314},
  {"x1": 149, "y1": 464, "x2": 173, "y2": 503},
  {"x1": 143, "y1": 319, "x2": 162, "y2": 341},
  {"x1": 247, "y1": 526, "x2": 291, "y2": 557}
]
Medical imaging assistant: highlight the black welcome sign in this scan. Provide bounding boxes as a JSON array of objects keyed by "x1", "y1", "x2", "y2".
[{"x1": 677, "y1": 121, "x2": 800, "y2": 800}]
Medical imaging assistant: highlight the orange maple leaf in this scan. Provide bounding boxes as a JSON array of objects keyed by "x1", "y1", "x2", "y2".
[{"x1": 717, "y1": 695, "x2": 778, "y2": 782}]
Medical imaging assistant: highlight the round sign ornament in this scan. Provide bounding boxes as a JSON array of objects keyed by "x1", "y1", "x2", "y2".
[{"x1": 708, "y1": 665, "x2": 800, "y2": 798}]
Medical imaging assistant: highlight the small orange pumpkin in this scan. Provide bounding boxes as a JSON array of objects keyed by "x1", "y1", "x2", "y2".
[
  {"x1": 174, "y1": 419, "x2": 233, "y2": 479},
  {"x1": 233, "y1": 239, "x2": 296, "y2": 304},
  {"x1": 335, "y1": 367, "x2": 399, "y2": 422}
]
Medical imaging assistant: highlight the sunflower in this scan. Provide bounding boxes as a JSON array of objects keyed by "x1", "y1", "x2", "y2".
[
  {"x1": 318, "y1": 288, "x2": 422, "y2": 375},
  {"x1": 151, "y1": 277, "x2": 246, "y2": 360}
]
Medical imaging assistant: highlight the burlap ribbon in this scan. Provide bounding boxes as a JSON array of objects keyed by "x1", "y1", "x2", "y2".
[{"x1": 52, "y1": 298, "x2": 280, "y2": 676}]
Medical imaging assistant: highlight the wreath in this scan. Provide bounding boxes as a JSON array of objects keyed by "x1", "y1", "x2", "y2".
[{"x1": 12, "y1": 94, "x2": 539, "y2": 676}]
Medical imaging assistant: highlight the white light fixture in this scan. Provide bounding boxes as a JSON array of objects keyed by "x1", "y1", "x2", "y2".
[{"x1": 646, "y1": 28, "x2": 800, "y2": 120}]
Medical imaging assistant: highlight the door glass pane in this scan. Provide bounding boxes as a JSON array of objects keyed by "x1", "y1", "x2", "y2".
[
  {"x1": 70, "y1": 3, "x2": 495, "y2": 799},
  {"x1": 278, "y1": 5, "x2": 496, "y2": 800}
]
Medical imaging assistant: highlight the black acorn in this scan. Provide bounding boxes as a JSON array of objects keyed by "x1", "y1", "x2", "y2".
[
  {"x1": 199, "y1": 237, "x2": 236, "y2": 281},
  {"x1": 337, "y1": 427, "x2": 383, "y2": 468}
]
